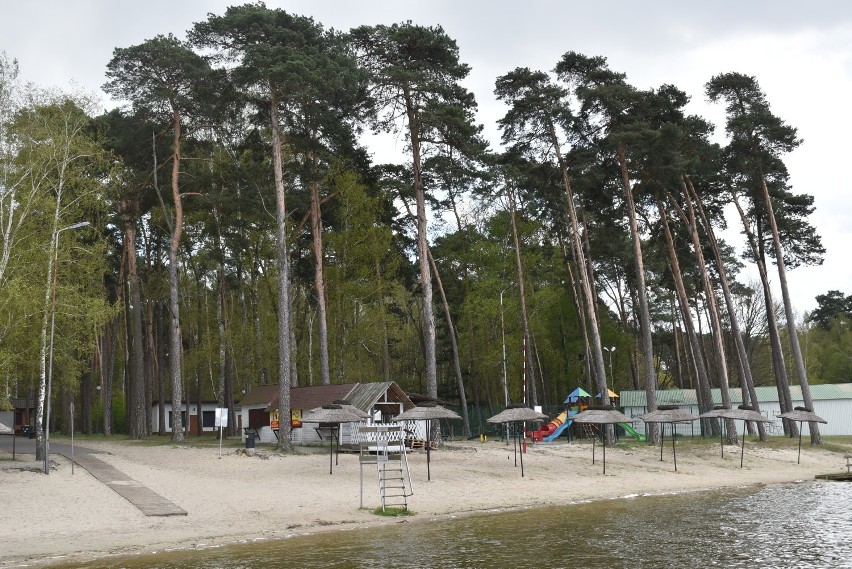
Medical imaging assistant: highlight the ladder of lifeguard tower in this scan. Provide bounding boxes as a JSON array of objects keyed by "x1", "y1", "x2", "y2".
[{"x1": 359, "y1": 424, "x2": 413, "y2": 511}]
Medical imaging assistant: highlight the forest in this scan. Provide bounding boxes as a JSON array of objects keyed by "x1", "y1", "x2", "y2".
[{"x1": 1, "y1": 4, "x2": 848, "y2": 457}]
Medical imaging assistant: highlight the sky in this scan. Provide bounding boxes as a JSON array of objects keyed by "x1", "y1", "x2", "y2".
[{"x1": 2, "y1": 0, "x2": 851, "y2": 317}]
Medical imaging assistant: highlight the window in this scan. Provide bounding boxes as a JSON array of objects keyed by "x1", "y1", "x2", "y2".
[
  {"x1": 202, "y1": 410, "x2": 216, "y2": 429},
  {"x1": 167, "y1": 410, "x2": 187, "y2": 429}
]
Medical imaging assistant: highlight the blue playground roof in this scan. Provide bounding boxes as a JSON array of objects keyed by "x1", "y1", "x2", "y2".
[{"x1": 565, "y1": 387, "x2": 591, "y2": 403}]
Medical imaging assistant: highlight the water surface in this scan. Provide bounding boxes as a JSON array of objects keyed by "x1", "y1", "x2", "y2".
[{"x1": 70, "y1": 481, "x2": 852, "y2": 568}]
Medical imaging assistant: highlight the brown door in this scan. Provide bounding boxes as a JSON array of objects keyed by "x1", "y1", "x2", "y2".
[{"x1": 190, "y1": 414, "x2": 200, "y2": 436}]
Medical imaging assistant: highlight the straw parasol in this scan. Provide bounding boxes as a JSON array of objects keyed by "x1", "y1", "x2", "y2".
[
  {"x1": 778, "y1": 406, "x2": 828, "y2": 464},
  {"x1": 487, "y1": 404, "x2": 548, "y2": 477},
  {"x1": 715, "y1": 405, "x2": 771, "y2": 468},
  {"x1": 332, "y1": 399, "x2": 371, "y2": 420},
  {"x1": 698, "y1": 405, "x2": 731, "y2": 458},
  {"x1": 394, "y1": 401, "x2": 461, "y2": 481},
  {"x1": 572, "y1": 406, "x2": 633, "y2": 474},
  {"x1": 639, "y1": 405, "x2": 699, "y2": 471},
  {"x1": 301, "y1": 404, "x2": 365, "y2": 474}
]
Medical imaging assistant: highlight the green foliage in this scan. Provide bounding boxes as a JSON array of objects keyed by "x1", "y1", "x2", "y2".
[{"x1": 807, "y1": 290, "x2": 852, "y2": 331}]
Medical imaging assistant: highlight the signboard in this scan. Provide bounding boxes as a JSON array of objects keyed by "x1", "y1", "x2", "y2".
[
  {"x1": 215, "y1": 407, "x2": 228, "y2": 427},
  {"x1": 291, "y1": 409, "x2": 302, "y2": 429}
]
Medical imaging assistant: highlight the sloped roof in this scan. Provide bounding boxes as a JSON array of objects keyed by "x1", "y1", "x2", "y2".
[
  {"x1": 620, "y1": 383, "x2": 852, "y2": 408},
  {"x1": 347, "y1": 381, "x2": 415, "y2": 412},
  {"x1": 238, "y1": 384, "x2": 280, "y2": 407},
  {"x1": 268, "y1": 384, "x2": 357, "y2": 411},
  {"x1": 240, "y1": 381, "x2": 414, "y2": 413}
]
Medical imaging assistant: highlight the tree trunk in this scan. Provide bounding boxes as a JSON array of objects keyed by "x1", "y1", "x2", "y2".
[
  {"x1": 656, "y1": 197, "x2": 718, "y2": 436},
  {"x1": 757, "y1": 174, "x2": 820, "y2": 443},
  {"x1": 167, "y1": 109, "x2": 184, "y2": 444},
  {"x1": 686, "y1": 178, "x2": 765, "y2": 440},
  {"x1": 549, "y1": 123, "x2": 611, "y2": 442},
  {"x1": 309, "y1": 158, "x2": 331, "y2": 386},
  {"x1": 271, "y1": 96, "x2": 293, "y2": 451},
  {"x1": 404, "y1": 88, "x2": 437, "y2": 400},
  {"x1": 733, "y1": 193, "x2": 798, "y2": 437},
  {"x1": 506, "y1": 183, "x2": 537, "y2": 407},
  {"x1": 617, "y1": 144, "x2": 659, "y2": 444},
  {"x1": 124, "y1": 212, "x2": 147, "y2": 439},
  {"x1": 668, "y1": 185, "x2": 737, "y2": 444}
]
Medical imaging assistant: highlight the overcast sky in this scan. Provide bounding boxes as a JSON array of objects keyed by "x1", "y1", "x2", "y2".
[{"x1": 3, "y1": 0, "x2": 851, "y2": 316}]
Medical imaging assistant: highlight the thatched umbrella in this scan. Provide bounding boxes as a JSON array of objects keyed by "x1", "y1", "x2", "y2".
[
  {"x1": 333, "y1": 399, "x2": 371, "y2": 420},
  {"x1": 639, "y1": 405, "x2": 699, "y2": 471},
  {"x1": 571, "y1": 406, "x2": 633, "y2": 474},
  {"x1": 778, "y1": 406, "x2": 828, "y2": 464},
  {"x1": 301, "y1": 404, "x2": 365, "y2": 474},
  {"x1": 394, "y1": 401, "x2": 461, "y2": 481},
  {"x1": 698, "y1": 405, "x2": 731, "y2": 458},
  {"x1": 487, "y1": 405, "x2": 548, "y2": 477},
  {"x1": 715, "y1": 405, "x2": 771, "y2": 468}
]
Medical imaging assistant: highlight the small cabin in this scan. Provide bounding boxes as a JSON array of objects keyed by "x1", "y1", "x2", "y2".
[
  {"x1": 1, "y1": 397, "x2": 37, "y2": 435},
  {"x1": 150, "y1": 400, "x2": 225, "y2": 435},
  {"x1": 238, "y1": 381, "x2": 416, "y2": 445}
]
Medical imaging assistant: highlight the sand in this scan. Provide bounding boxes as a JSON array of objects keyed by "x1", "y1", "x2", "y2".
[{"x1": 0, "y1": 436, "x2": 845, "y2": 567}]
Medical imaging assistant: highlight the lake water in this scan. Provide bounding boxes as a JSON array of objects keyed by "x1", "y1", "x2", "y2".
[{"x1": 69, "y1": 480, "x2": 851, "y2": 568}]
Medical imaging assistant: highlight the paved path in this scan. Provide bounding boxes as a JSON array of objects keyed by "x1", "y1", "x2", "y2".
[
  {"x1": 61, "y1": 451, "x2": 187, "y2": 517},
  {"x1": 1, "y1": 436, "x2": 186, "y2": 517}
]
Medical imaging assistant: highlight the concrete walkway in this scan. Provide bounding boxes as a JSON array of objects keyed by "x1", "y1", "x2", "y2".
[{"x1": 60, "y1": 451, "x2": 187, "y2": 517}]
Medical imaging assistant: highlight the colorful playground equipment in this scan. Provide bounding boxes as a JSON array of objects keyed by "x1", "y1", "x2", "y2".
[
  {"x1": 596, "y1": 389, "x2": 645, "y2": 441},
  {"x1": 531, "y1": 387, "x2": 646, "y2": 442},
  {"x1": 531, "y1": 387, "x2": 590, "y2": 442}
]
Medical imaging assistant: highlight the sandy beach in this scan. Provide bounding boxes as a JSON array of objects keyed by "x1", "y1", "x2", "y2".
[{"x1": 0, "y1": 435, "x2": 846, "y2": 567}]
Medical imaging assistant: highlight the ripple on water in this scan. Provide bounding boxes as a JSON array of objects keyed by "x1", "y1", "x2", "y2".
[{"x1": 60, "y1": 481, "x2": 852, "y2": 569}]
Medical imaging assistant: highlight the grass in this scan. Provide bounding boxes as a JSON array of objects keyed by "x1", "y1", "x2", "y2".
[{"x1": 371, "y1": 506, "x2": 415, "y2": 517}]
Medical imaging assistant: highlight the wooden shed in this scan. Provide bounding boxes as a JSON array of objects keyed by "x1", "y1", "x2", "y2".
[{"x1": 237, "y1": 381, "x2": 415, "y2": 445}]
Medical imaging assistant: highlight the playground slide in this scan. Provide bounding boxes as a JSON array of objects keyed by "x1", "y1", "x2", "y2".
[
  {"x1": 619, "y1": 422, "x2": 646, "y2": 441},
  {"x1": 543, "y1": 413, "x2": 575, "y2": 442},
  {"x1": 532, "y1": 410, "x2": 578, "y2": 442}
]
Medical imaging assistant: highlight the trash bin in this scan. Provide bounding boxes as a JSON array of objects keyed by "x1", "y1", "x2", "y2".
[{"x1": 245, "y1": 433, "x2": 255, "y2": 449}]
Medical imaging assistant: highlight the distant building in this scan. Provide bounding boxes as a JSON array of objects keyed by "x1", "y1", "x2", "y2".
[
  {"x1": 2, "y1": 397, "x2": 37, "y2": 435},
  {"x1": 150, "y1": 400, "x2": 223, "y2": 435},
  {"x1": 238, "y1": 381, "x2": 416, "y2": 445},
  {"x1": 620, "y1": 384, "x2": 852, "y2": 437}
]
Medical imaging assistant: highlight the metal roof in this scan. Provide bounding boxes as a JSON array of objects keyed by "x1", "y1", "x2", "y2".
[{"x1": 620, "y1": 383, "x2": 852, "y2": 408}]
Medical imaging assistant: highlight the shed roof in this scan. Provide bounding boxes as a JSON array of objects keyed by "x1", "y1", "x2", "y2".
[
  {"x1": 620, "y1": 383, "x2": 852, "y2": 408},
  {"x1": 347, "y1": 381, "x2": 415, "y2": 412},
  {"x1": 239, "y1": 381, "x2": 414, "y2": 413}
]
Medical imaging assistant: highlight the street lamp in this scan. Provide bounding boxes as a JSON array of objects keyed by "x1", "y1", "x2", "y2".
[
  {"x1": 44, "y1": 220, "x2": 89, "y2": 475},
  {"x1": 95, "y1": 384, "x2": 101, "y2": 435},
  {"x1": 603, "y1": 346, "x2": 616, "y2": 384},
  {"x1": 499, "y1": 287, "x2": 510, "y2": 409}
]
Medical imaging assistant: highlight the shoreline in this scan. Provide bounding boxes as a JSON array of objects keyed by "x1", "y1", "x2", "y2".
[{"x1": 1, "y1": 437, "x2": 845, "y2": 567}]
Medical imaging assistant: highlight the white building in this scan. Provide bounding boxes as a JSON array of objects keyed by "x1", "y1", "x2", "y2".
[
  {"x1": 619, "y1": 383, "x2": 852, "y2": 437},
  {"x1": 150, "y1": 400, "x2": 224, "y2": 435}
]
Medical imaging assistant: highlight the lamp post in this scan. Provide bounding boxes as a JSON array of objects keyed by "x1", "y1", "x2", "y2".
[
  {"x1": 499, "y1": 287, "x2": 510, "y2": 408},
  {"x1": 44, "y1": 220, "x2": 89, "y2": 475},
  {"x1": 603, "y1": 346, "x2": 616, "y2": 384},
  {"x1": 95, "y1": 384, "x2": 101, "y2": 435}
]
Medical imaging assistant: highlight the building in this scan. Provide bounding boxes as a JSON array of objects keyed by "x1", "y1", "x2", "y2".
[
  {"x1": 619, "y1": 384, "x2": 852, "y2": 437},
  {"x1": 238, "y1": 382, "x2": 416, "y2": 445},
  {"x1": 1, "y1": 397, "x2": 37, "y2": 435},
  {"x1": 150, "y1": 400, "x2": 225, "y2": 435}
]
